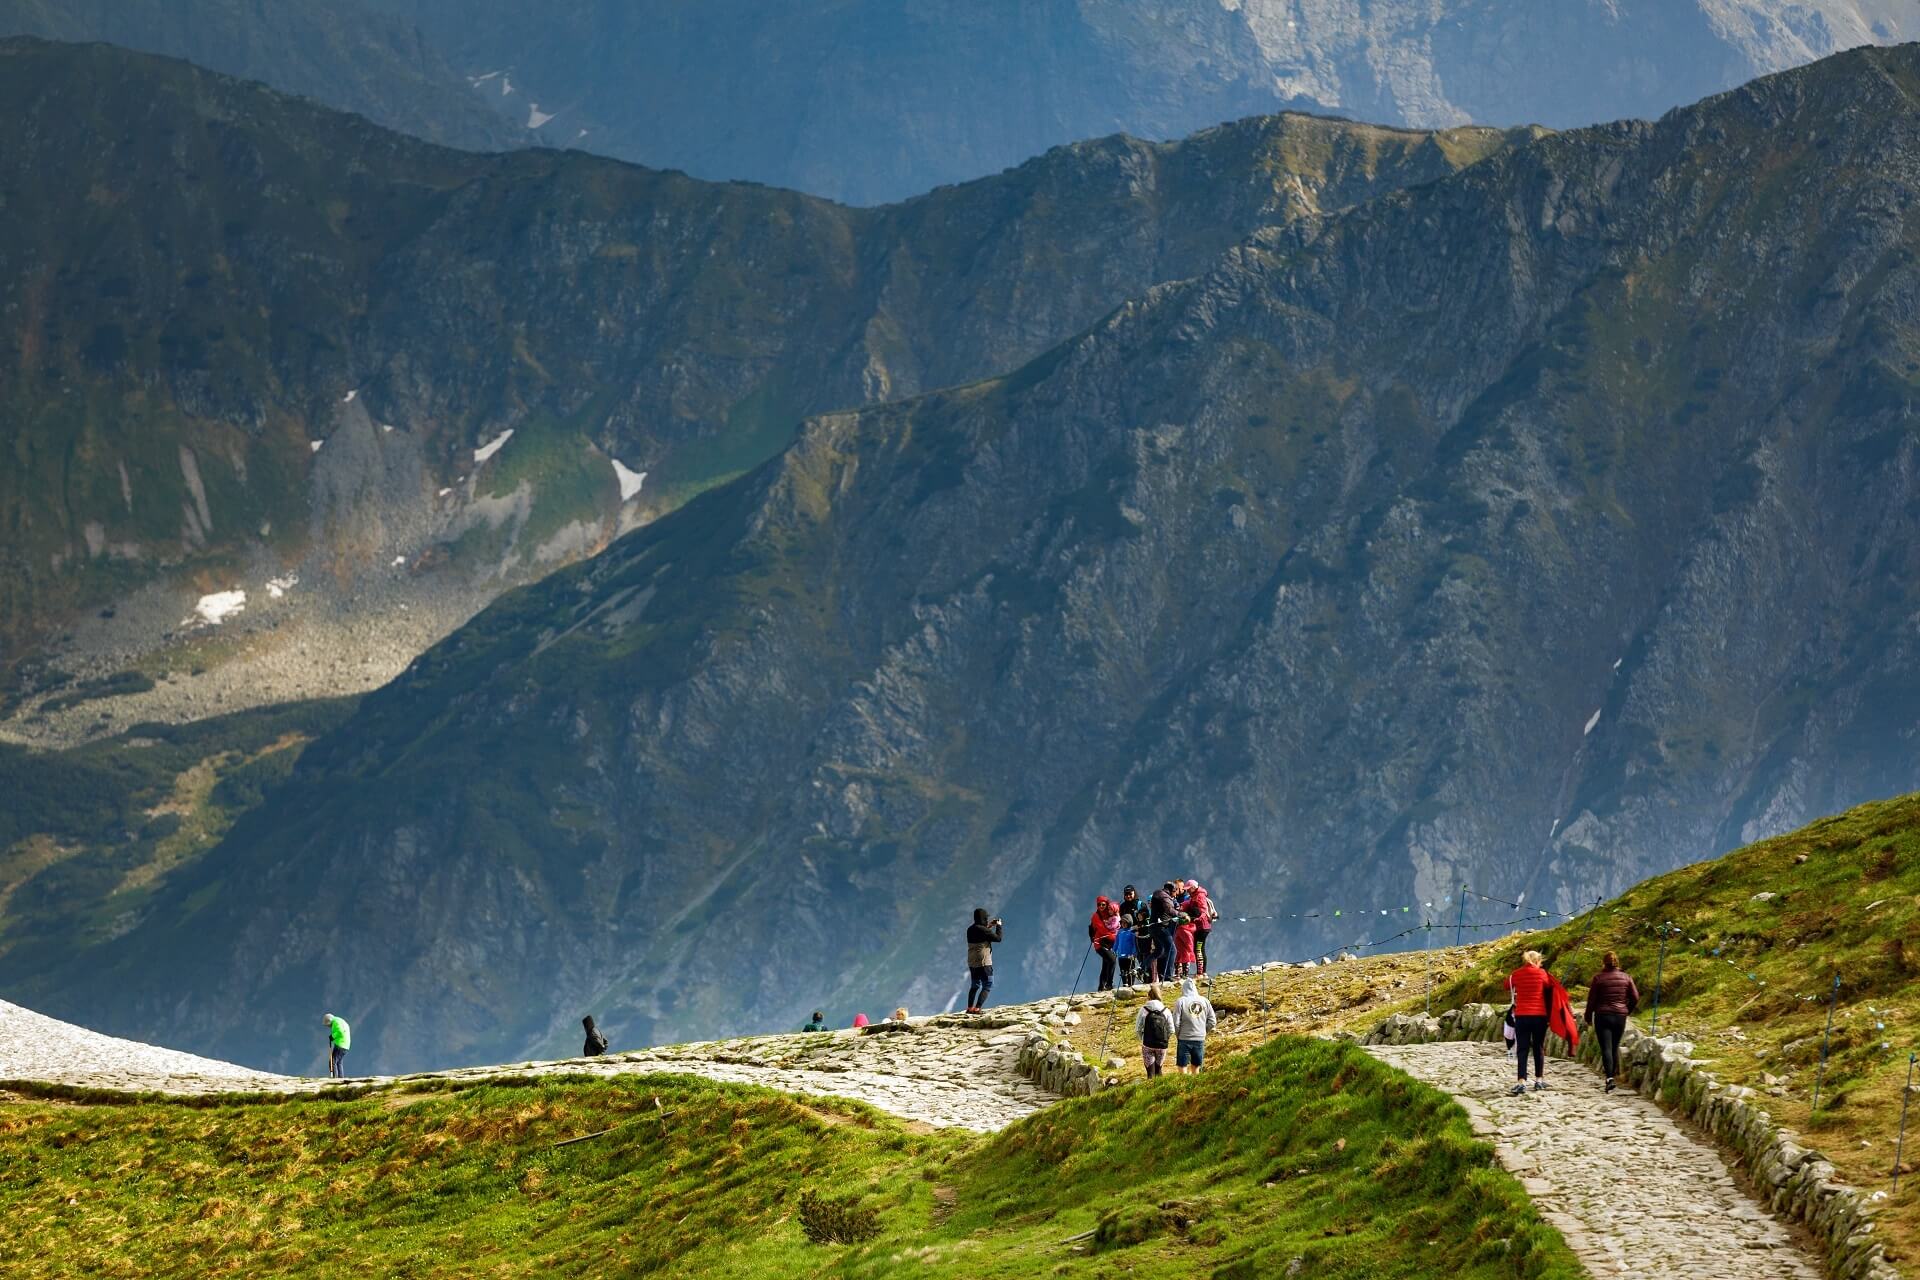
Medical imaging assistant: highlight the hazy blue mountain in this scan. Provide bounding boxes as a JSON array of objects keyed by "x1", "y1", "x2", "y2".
[
  {"x1": 368, "y1": 0, "x2": 1915, "y2": 203},
  {"x1": 0, "y1": 0, "x2": 526, "y2": 151},
  {"x1": 16, "y1": 43, "x2": 1920, "y2": 1074}
]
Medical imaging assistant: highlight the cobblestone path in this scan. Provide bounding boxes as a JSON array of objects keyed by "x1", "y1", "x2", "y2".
[
  {"x1": 0, "y1": 997, "x2": 1056, "y2": 1131},
  {"x1": 1366, "y1": 1040, "x2": 1824, "y2": 1280}
]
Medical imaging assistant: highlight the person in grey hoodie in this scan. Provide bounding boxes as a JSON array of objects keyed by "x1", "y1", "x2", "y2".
[
  {"x1": 1134, "y1": 983, "x2": 1174, "y2": 1077},
  {"x1": 1173, "y1": 978, "x2": 1217, "y2": 1074}
]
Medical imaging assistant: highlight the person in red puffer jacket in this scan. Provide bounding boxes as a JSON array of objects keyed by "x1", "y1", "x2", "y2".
[
  {"x1": 1507, "y1": 950, "x2": 1552, "y2": 1095},
  {"x1": 1088, "y1": 896, "x2": 1120, "y2": 991}
]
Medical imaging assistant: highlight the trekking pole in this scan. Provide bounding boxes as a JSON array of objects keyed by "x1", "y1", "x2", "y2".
[
  {"x1": 1649, "y1": 923, "x2": 1672, "y2": 1035},
  {"x1": 1894, "y1": 1051, "x2": 1915, "y2": 1194},
  {"x1": 1812, "y1": 973, "x2": 1841, "y2": 1114},
  {"x1": 1099, "y1": 995, "x2": 1118, "y2": 1063},
  {"x1": 1069, "y1": 942, "x2": 1091, "y2": 997}
]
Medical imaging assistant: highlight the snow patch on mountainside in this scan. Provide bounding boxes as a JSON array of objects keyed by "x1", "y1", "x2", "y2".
[
  {"x1": 191, "y1": 590, "x2": 247, "y2": 625},
  {"x1": 474, "y1": 429, "x2": 514, "y2": 464},
  {"x1": 611, "y1": 459, "x2": 647, "y2": 500}
]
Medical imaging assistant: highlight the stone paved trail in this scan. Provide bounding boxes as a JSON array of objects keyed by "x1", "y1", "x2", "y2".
[
  {"x1": 1366, "y1": 1041, "x2": 1824, "y2": 1280},
  {"x1": 0, "y1": 997, "x2": 1057, "y2": 1131}
]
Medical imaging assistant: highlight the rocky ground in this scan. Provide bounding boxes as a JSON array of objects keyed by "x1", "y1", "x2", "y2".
[
  {"x1": 0, "y1": 995, "x2": 1074, "y2": 1132},
  {"x1": 1367, "y1": 1040, "x2": 1825, "y2": 1279}
]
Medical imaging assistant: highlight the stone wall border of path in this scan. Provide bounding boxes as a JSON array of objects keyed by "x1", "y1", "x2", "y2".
[
  {"x1": 1011, "y1": 994, "x2": 1109, "y2": 1097},
  {"x1": 1359, "y1": 1005, "x2": 1901, "y2": 1280}
]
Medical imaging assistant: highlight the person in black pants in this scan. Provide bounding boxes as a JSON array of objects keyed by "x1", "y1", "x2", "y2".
[
  {"x1": 966, "y1": 908, "x2": 1003, "y2": 1013},
  {"x1": 1148, "y1": 882, "x2": 1179, "y2": 984},
  {"x1": 1586, "y1": 950, "x2": 1642, "y2": 1093},
  {"x1": 1506, "y1": 950, "x2": 1552, "y2": 1095}
]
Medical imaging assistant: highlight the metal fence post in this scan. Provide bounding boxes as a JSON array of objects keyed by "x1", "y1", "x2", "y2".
[
  {"x1": 1894, "y1": 1051, "x2": 1915, "y2": 1194},
  {"x1": 1454, "y1": 887, "x2": 1468, "y2": 948},
  {"x1": 1650, "y1": 923, "x2": 1672, "y2": 1035},
  {"x1": 1812, "y1": 974, "x2": 1841, "y2": 1114}
]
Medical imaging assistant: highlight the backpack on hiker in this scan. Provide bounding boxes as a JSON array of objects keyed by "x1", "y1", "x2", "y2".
[{"x1": 1141, "y1": 1006, "x2": 1172, "y2": 1049}]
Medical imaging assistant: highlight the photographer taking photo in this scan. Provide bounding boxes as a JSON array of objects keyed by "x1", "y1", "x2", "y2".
[{"x1": 965, "y1": 908, "x2": 1003, "y2": 1013}]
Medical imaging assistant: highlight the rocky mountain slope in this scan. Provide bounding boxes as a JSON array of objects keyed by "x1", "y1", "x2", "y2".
[
  {"x1": 0, "y1": 36, "x2": 1514, "y2": 744},
  {"x1": 17, "y1": 44, "x2": 1920, "y2": 1074},
  {"x1": 0, "y1": 0, "x2": 525, "y2": 152},
  {"x1": 369, "y1": 0, "x2": 1916, "y2": 203}
]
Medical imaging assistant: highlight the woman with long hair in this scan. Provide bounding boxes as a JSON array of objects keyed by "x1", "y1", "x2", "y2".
[{"x1": 1586, "y1": 950, "x2": 1641, "y2": 1093}]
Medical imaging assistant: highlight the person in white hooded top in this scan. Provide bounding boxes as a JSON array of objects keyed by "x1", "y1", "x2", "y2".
[{"x1": 1173, "y1": 978, "x2": 1217, "y2": 1074}]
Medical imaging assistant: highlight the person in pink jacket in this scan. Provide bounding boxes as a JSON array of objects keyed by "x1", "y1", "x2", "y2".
[{"x1": 1183, "y1": 880, "x2": 1217, "y2": 975}]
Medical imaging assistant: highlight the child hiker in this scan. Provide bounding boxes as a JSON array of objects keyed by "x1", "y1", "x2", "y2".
[{"x1": 1115, "y1": 913, "x2": 1139, "y2": 986}]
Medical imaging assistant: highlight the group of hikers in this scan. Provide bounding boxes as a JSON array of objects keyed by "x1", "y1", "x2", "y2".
[
  {"x1": 1503, "y1": 948, "x2": 1642, "y2": 1094},
  {"x1": 1086, "y1": 879, "x2": 1219, "y2": 991},
  {"x1": 321, "y1": 903, "x2": 1641, "y2": 1096}
]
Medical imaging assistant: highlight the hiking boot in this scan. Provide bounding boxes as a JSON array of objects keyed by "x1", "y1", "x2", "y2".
[
  {"x1": 1508, "y1": 1083, "x2": 1528, "y2": 1096},
  {"x1": 1532, "y1": 1080, "x2": 1548, "y2": 1092},
  {"x1": 1604, "y1": 1078, "x2": 1616, "y2": 1093}
]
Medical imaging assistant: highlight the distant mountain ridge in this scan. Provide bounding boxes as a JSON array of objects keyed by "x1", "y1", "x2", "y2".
[
  {"x1": 17, "y1": 43, "x2": 1920, "y2": 1075},
  {"x1": 367, "y1": 0, "x2": 1916, "y2": 203},
  {"x1": 0, "y1": 35, "x2": 1514, "y2": 743},
  {"x1": 0, "y1": 0, "x2": 526, "y2": 152}
]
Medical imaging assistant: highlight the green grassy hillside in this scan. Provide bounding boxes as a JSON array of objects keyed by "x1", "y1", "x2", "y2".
[{"x1": 0, "y1": 1037, "x2": 1579, "y2": 1279}]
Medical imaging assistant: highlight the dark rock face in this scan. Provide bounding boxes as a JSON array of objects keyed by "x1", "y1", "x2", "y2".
[
  {"x1": 367, "y1": 0, "x2": 1914, "y2": 204},
  {"x1": 30, "y1": 46, "x2": 1920, "y2": 1074},
  {"x1": 0, "y1": 37, "x2": 1505, "y2": 697}
]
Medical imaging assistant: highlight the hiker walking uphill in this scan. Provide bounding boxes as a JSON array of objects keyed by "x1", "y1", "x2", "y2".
[
  {"x1": 1586, "y1": 951, "x2": 1640, "y2": 1092},
  {"x1": 1506, "y1": 949, "x2": 1579, "y2": 1094},
  {"x1": 965, "y1": 908, "x2": 1003, "y2": 1014},
  {"x1": 1506, "y1": 951, "x2": 1550, "y2": 1093},
  {"x1": 1135, "y1": 983, "x2": 1173, "y2": 1077},
  {"x1": 323, "y1": 1013, "x2": 350, "y2": 1078},
  {"x1": 1173, "y1": 977, "x2": 1217, "y2": 1074}
]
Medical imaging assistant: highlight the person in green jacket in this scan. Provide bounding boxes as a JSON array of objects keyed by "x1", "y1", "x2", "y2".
[
  {"x1": 802, "y1": 1010, "x2": 827, "y2": 1032},
  {"x1": 323, "y1": 1012, "x2": 351, "y2": 1078}
]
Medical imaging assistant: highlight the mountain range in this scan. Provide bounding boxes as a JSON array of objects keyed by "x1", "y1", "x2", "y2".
[
  {"x1": 0, "y1": 35, "x2": 1513, "y2": 746},
  {"x1": 3, "y1": 36, "x2": 1917, "y2": 1073},
  {"x1": 7, "y1": 1, "x2": 1914, "y2": 207},
  {"x1": 0, "y1": 0, "x2": 525, "y2": 152},
  {"x1": 368, "y1": 0, "x2": 1918, "y2": 203}
]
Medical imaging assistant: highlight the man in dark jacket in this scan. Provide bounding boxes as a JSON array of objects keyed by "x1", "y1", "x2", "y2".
[
  {"x1": 1148, "y1": 882, "x2": 1180, "y2": 983},
  {"x1": 1586, "y1": 952, "x2": 1641, "y2": 1092},
  {"x1": 966, "y1": 908, "x2": 1003, "y2": 1013},
  {"x1": 582, "y1": 1015, "x2": 610, "y2": 1057}
]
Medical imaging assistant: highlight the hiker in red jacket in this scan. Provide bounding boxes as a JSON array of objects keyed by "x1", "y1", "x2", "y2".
[
  {"x1": 1088, "y1": 896, "x2": 1120, "y2": 992},
  {"x1": 1507, "y1": 950, "x2": 1552, "y2": 1095},
  {"x1": 1508, "y1": 949, "x2": 1580, "y2": 1095},
  {"x1": 1586, "y1": 951, "x2": 1641, "y2": 1093}
]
